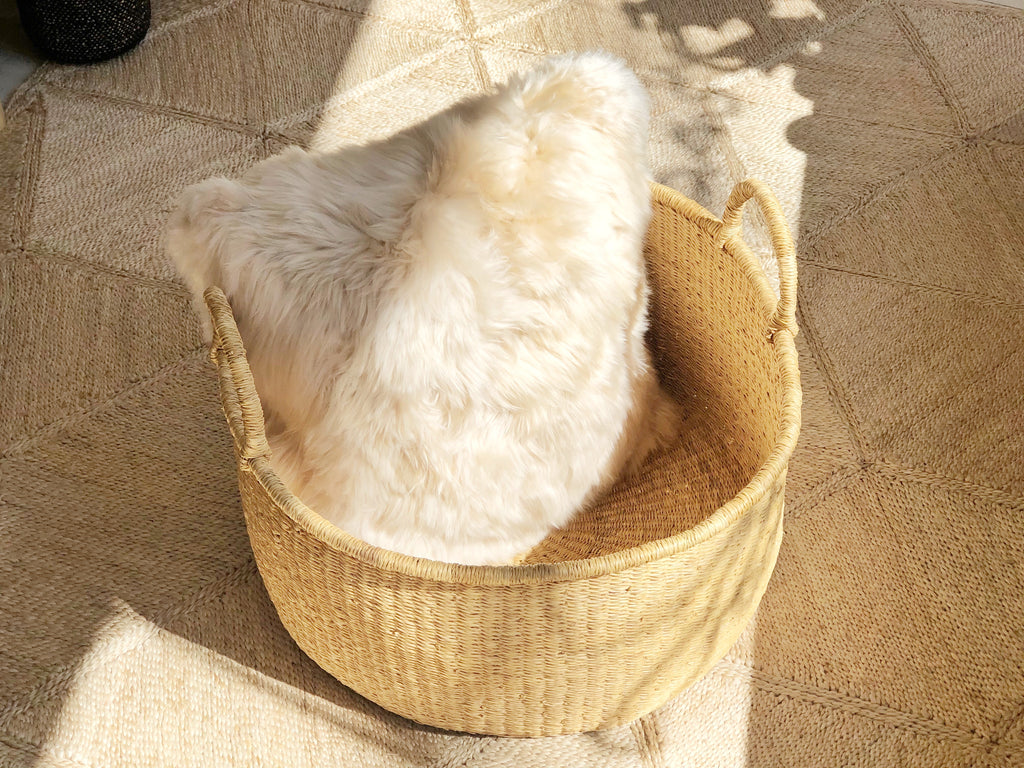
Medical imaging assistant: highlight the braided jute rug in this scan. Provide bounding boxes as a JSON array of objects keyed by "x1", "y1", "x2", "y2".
[{"x1": 1, "y1": 0, "x2": 1022, "y2": 764}]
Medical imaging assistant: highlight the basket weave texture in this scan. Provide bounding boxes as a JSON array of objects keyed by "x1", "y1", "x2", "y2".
[{"x1": 203, "y1": 180, "x2": 802, "y2": 737}]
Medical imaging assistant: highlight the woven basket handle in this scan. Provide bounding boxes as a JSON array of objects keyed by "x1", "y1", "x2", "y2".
[
  {"x1": 720, "y1": 179, "x2": 798, "y2": 337},
  {"x1": 204, "y1": 286, "x2": 272, "y2": 461}
]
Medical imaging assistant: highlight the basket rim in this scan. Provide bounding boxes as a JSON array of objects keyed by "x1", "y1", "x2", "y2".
[{"x1": 212, "y1": 182, "x2": 802, "y2": 586}]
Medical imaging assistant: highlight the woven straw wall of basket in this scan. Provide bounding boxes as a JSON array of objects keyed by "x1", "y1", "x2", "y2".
[{"x1": 203, "y1": 179, "x2": 802, "y2": 737}]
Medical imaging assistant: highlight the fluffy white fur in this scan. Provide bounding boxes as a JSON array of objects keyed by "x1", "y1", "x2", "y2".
[{"x1": 168, "y1": 52, "x2": 681, "y2": 565}]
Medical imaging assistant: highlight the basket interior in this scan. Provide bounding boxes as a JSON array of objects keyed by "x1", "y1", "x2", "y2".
[{"x1": 522, "y1": 199, "x2": 783, "y2": 563}]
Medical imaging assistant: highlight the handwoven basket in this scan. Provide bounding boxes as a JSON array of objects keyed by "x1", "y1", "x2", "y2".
[{"x1": 203, "y1": 179, "x2": 801, "y2": 737}]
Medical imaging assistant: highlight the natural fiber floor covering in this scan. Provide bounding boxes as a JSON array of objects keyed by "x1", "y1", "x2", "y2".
[{"x1": 1, "y1": 0, "x2": 1022, "y2": 765}]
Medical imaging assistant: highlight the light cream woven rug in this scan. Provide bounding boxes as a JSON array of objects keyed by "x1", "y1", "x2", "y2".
[{"x1": 2, "y1": 0, "x2": 1023, "y2": 765}]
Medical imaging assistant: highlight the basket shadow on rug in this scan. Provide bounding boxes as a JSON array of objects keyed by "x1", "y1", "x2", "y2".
[{"x1": 202, "y1": 180, "x2": 801, "y2": 737}]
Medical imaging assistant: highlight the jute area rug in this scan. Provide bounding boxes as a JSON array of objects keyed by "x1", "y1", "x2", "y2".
[{"x1": 1, "y1": 0, "x2": 1022, "y2": 765}]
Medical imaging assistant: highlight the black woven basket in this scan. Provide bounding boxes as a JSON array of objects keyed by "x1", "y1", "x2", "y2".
[{"x1": 17, "y1": 0, "x2": 150, "y2": 64}]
